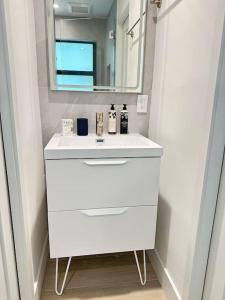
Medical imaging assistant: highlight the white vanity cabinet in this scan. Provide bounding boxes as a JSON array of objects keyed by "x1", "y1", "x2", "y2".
[{"x1": 45, "y1": 134, "x2": 163, "y2": 259}]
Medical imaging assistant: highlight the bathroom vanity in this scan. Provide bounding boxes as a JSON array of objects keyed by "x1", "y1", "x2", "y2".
[{"x1": 44, "y1": 133, "x2": 163, "y2": 295}]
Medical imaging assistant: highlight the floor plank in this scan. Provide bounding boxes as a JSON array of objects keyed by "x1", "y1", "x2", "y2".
[{"x1": 41, "y1": 252, "x2": 166, "y2": 300}]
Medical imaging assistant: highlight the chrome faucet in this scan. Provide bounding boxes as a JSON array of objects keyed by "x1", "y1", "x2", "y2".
[{"x1": 96, "y1": 113, "x2": 104, "y2": 136}]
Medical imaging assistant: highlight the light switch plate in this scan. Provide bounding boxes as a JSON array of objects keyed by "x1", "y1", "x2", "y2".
[{"x1": 137, "y1": 95, "x2": 148, "y2": 113}]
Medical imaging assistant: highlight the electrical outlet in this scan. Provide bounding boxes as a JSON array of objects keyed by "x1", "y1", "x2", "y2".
[{"x1": 137, "y1": 95, "x2": 148, "y2": 113}]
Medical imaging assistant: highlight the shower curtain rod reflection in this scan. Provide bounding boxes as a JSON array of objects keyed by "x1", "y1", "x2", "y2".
[{"x1": 127, "y1": 11, "x2": 146, "y2": 38}]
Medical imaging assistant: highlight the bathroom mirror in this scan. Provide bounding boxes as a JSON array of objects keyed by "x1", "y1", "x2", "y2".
[{"x1": 46, "y1": 0, "x2": 147, "y2": 93}]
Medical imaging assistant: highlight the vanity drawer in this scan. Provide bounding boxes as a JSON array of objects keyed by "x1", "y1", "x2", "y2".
[
  {"x1": 48, "y1": 206, "x2": 157, "y2": 258},
  {"x1": 46, "y1": 158, "x2": 160, "y2": 211}
]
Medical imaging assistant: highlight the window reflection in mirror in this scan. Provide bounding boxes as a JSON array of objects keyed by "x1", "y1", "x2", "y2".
[
  {"x1": 56, "y1": 40, "x2": 96, "y2": 90},
  {"x1": 47, "y1": 0, "x2": 147, "y2": 92}
]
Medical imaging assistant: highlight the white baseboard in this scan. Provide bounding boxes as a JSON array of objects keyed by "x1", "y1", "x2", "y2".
[
  {"x1": 34, "y1": 234, "x2": 49, "y2": 300},
  {"x1": 147, "y1": 249, "x2": 182, "y2": 300}
]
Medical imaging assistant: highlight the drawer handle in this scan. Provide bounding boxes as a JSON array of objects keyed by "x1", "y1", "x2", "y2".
[
  {"x1": 84, "y1": 160, "x2": 128, "y2": 166},
  {"x1": 81, "y1": 208, "x2": 128, "y2": 217}
]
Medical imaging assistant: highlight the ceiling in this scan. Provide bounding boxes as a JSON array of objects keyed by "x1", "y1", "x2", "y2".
[{"x1": 54, "y1": 0, "x2": 115, "y2": 18}]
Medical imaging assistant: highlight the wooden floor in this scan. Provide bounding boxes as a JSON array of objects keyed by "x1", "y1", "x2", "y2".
[{"x1": 41, "y1": 252, "x2": 167, "y2": 300}]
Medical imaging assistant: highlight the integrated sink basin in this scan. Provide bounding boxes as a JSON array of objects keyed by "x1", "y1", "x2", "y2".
[{"x1": 44, "y1": 133, "x2": 163, "y2": 159}]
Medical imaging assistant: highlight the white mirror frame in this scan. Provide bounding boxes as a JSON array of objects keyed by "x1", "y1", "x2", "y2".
[{"x1": 46, "y1": 0, "x2": 147, "y2": 93}]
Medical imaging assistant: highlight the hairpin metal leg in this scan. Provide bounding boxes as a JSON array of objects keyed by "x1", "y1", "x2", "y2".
[
  {"x1": 55, "y1": 257, "x2": 72, "y2": 296},
  {"x1": 134, "y1": 250, "x2": 147, "y2": 286}
]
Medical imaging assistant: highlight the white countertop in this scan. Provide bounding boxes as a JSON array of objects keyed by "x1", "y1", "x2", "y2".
[{"x1": 44, "y1": 133, "x2": 163, "y2": 159}]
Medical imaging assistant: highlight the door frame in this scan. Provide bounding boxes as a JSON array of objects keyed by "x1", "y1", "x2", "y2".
[
  {"x1": 184, "y1": 19, "x2": 225, "y2": 300},
  {"x1": 0, "y1": 1, "x2": 37, "y2": 299},
  {"x1": 202, "y1": 150, "x2": 225, "y2": 299},
  {"x1": 0, "y1": 119, "x2": 20, "y2": 300}
]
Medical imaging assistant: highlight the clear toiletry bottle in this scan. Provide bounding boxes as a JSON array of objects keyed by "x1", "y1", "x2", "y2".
[
  {"x1": 108, "y1": 104, "x2": 117, "y2": 134},
  {"x1": 120, "y1": 104, "x2": 128, "y2": 134}
]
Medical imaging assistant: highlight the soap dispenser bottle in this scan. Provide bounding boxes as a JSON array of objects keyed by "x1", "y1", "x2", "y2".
[
  {"x1": 108, "y1": 104, "x2": 117, "y2": 134},
  {"x1": 120, "y1": 104, "x2": 128, "y2": 134}
]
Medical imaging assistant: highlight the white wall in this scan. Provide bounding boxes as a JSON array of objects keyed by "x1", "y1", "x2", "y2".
[
  {"x1": 149, "y1": 0, "x2": 225, "y2": 299},
  {"x1": 104, "y1": 1, "x2": 116, "y2": 86},
  {"x1": 0, "y1": 0, "x2": 48, "y2": 299},
  {"x1": 126, "y1": 0, "x2": 142, "y2": 87},
  {"x1": 126, "y1": 0, "x2": 146, "y2": 88},
  {"x1": 115, "y1": 0, "x2": 129, "y2": 86},
  {"x1": 116, "y1": 0, "x2": 146, "y2": 89}
]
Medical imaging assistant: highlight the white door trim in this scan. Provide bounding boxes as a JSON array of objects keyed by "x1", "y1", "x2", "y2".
[
  {"x1": 183, "y1": 19, "x2": 225, "y2": 300},
  {"x1": 0, "y1": 120, "x2": 20, "y2": 300},
  {"x1": 202, "y1": 151, "x2": 225, "y2": 299},
  {"x1": 0, "y1": 1, "x2": 37, "y2": 299}
]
